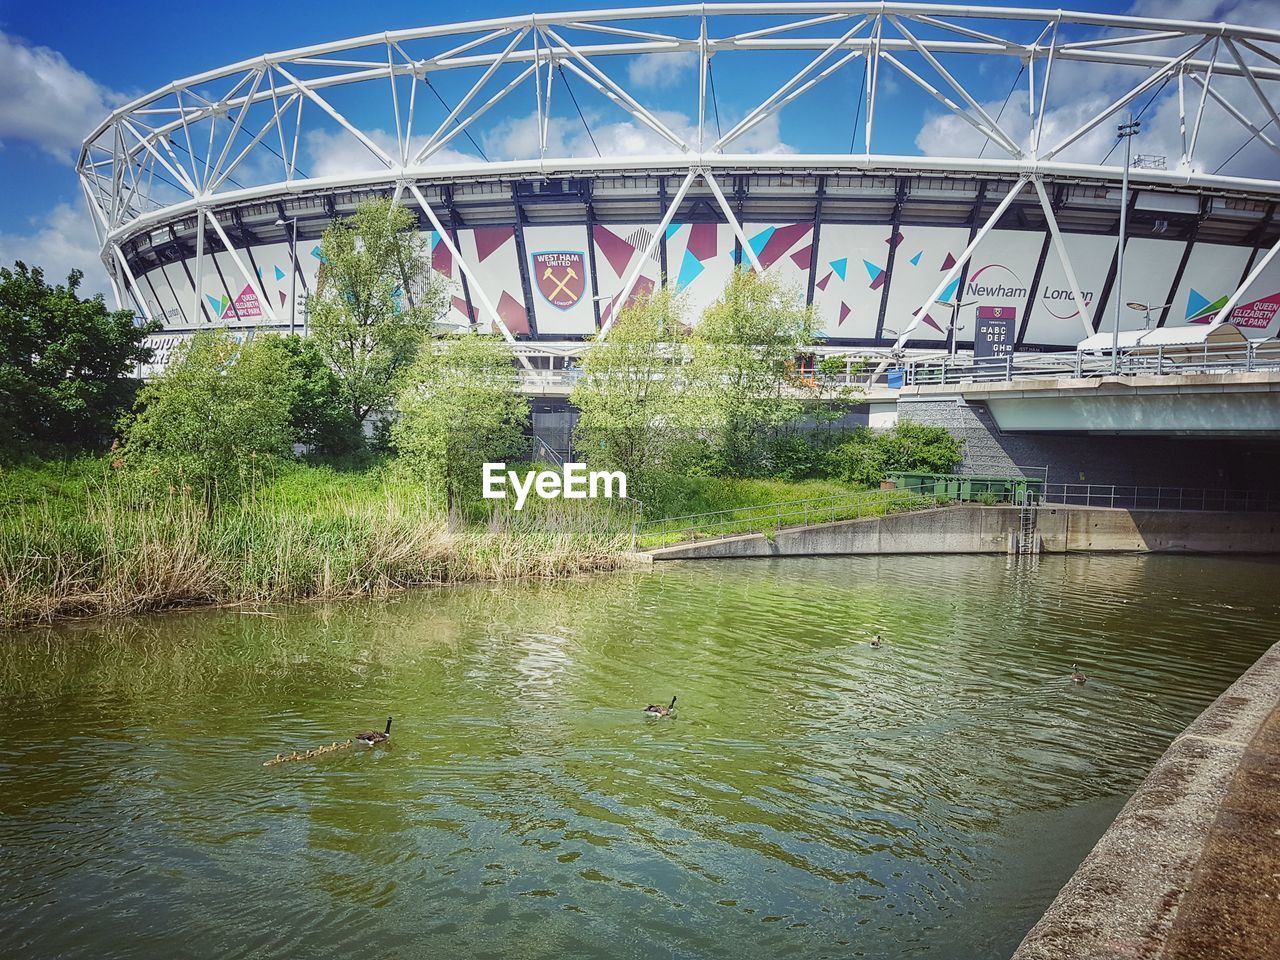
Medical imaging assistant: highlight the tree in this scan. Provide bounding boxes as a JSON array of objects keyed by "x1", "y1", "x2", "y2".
[
  {"x1": 0, "y1": 262, "x2": 157, "y2": 456},
  {"x1": 825, "y1": 422, "x2": 964, "y2": 487},
  {"x1": 571, "y1": 289, "x2": 687, "y2": 486},
  {"x1": 307, "y1": 198, "x2": 446, "y2": 429},
  {"x1": 121, "y1": 330, "x2": 293, "y2": 505},
  {"x1": 393, "y1": 335, "x2": 529, "y2": 512},
  {"x1": 250, "y1": 334, "x2": 363, "y2": 457},
  {"x1": 684, "y1": 269, "x2": 816, "y2": 473}
]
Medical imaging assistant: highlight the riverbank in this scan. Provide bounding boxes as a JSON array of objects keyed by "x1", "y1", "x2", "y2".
[
  {"x1": 0, "y1": 459, "x2": 864, "y2": 629},
  {"x1": 0, "y1": 460, "x2": 638, "y2": 629},
  {"x1": 647, "y1": 504, "x2": 1280, "y2": 558},
  {"x1": 1013, "y1": 639, "x2": 1280, "y2": 960}
]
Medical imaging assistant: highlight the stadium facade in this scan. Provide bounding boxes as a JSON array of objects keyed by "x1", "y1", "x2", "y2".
[{"x1": 77, "y1": 4, "x2": 1280, "y2": 369}]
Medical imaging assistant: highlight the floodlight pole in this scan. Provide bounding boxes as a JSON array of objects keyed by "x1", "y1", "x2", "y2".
[
  {"x1": 276, "y1": 216, "x2": 299, "y2": 336},
  {"x1": 937, "y1": 298, "x2": 977, "y2": 359},
  {"x1": 1112, "y1": 115, "x2": 1141, "y2": 374}
]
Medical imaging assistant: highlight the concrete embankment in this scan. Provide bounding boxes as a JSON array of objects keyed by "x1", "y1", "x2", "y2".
[
  {"x1": 1012, "y1": 641, "x2": 1280, "y2": 960},
  {"x1": 647, "y1": 505, "x2": 1280, "y2": 559}
]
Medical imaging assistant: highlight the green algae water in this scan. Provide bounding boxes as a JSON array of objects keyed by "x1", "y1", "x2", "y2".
[{"x1": 2, "y1": 554, "x2": 1277, "y2": 960}]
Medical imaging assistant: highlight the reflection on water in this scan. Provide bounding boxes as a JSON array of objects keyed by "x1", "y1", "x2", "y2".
[{"x1": 1, "y1": 554, "x2": 1276, "y2": 959}]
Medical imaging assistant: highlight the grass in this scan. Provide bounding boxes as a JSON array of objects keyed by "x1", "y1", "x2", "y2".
[
  {"x1": 643, "y1": 475, "x2": 870, "y2": 519},
  {"x1": 0, "y1": 458, "x2": 638, "y2": 630},
  {"x1": 635, "y1": 483, "x2": 947, "y2": 548},
  {"x1": 0, "y1": 459, "x2": 956, "y2": 627}
]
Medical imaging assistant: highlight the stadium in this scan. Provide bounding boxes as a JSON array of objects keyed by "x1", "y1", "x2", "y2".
[{"x1": 77, "y1": 3, "x2": 1280, "y2": 371}]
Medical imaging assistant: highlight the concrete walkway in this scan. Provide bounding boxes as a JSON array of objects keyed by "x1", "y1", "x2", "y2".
[{"x1": 1013, "y1": 641, "x2": 1280, "y2": 960}]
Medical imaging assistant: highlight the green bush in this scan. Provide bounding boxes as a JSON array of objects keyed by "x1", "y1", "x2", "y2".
[{"x1": 825, "y1": 422, "x2": 963, "y2": 487}]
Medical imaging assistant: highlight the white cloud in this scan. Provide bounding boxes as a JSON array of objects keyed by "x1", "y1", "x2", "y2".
[
  {"x1": 1127, "y1": 0, "x2": 1278, "y2": 23},
  {"x1": 0, "y1": 199, "x2": 111, "y2": 299},
  {"x1": 482, "y1": 107, "x2": 793, "y2": 160},
  {"x1": 0, "y1": 31, "x2": 123, "y2": 160},
  {"x1": 913, "y1": 0, "x2": 1280, "y2": 175},
  {"x1": 627, "y1": 52, "x2": 697, "y2": 90},
  {"x1": 303, "y1": 126, "x2": 478, "y2": 178}
]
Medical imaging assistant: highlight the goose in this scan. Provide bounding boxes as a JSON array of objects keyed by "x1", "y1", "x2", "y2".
[
  {"x1": 356, "y1": 717, "x2": 393, "y2": 746},
  {"x1": 644, "y1": 697, "x2": 677, "y2": 718},
  {"x1": 870, "y1": 634, "x2": 883, "y2": 649},
  {"x1": 1070, "y1": 664, "x2": 1087, "y2": 684}
]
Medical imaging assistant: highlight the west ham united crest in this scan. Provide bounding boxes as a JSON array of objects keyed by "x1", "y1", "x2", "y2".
[{"x1": 532, "y1": 252, "x2": 586, "y2": 310}]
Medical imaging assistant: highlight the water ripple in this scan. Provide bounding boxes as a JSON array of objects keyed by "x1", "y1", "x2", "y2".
[{"x1": 1, "y1": 554, "x2": 1276, "y2": 960}]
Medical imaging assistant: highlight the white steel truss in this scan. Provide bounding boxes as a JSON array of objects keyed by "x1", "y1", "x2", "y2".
[{"x1": 79, "y1": 4, "x2": 1280, "y2": 340}]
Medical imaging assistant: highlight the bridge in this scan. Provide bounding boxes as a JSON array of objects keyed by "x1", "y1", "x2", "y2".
[{"x1": 519, "y1": 333, "x2": 1280, "y2": 438}]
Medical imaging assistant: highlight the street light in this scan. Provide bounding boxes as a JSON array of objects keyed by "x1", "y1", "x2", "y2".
[
  {"x1": 934, "y1": 297, "x2": 978, "y2": 358},
  {"x1": 1112, "y1": 115, "x2": 1141, "y2": 373},
  {"x1": 1126, "y1": 301, "x2": 1173, "y2": 329},
  {"x1": 275, "y1": 216, "x2": 299, "y2": 335}
]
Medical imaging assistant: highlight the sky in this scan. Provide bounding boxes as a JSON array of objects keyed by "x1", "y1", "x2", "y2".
[{"x1": 1, "y1": 0, "x2": 1277, "y2": 300}]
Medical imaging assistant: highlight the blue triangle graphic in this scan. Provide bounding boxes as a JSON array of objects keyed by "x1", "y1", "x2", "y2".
[
  {"x1": 206, "y1": 294, "x2": 221, "y2": 313},
  {"x1": 665, "y1": 223, "x2": 684, "y2": 241},
  {"x1": 910, "y1": 251, "x2": 923, "y2": 266},
  {"x1": 1186, "y1": 288, "x2": 1210, "y2": 320},
  {"x1": 749, "y1": 226, "x2": 774, "y2": 261},
  {"x1": 676, "y1": 248, "x2": 705, "y2": 292},
  {"x1": 310, "y1": 244, "x2": 326, "y2": 262},
  {"x1": 827, "y1": 258, "x2": 848, "y2": 281},
  {"x1": 940, "y1": 278, "x2": 961, "y2": 303},
  {"x1": 274, "y1": 266, "x2": 286, "y2": 281}
]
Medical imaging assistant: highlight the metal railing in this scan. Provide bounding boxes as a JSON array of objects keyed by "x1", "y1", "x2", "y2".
[
  {"x1": 901, "y1": 340, "x2": 1280, "y2": 386},
  {"x1": 514, "y1": 340, "x2": 1280, "y2": 394},
  {"x1": 637, "y1": 479, "x2": 1280, "y2": 549},
  {"x1": 638, "y1": 487, "x2": 948, "y2": 549},
  {"x1": 1037, "y1": 483, "x2": 1280, "y2": 512}
]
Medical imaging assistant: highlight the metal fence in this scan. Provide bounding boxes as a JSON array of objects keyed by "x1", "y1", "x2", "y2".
[
  {"x1": 901, "y1": 340, "x2": 1280, "y2": 386},
  {"x1": 636, "y1": 479, "x2": 1280, "y2": 549},
  {"x1": 1037, "y1": 483, "x2": 1280, "y2": 512}
]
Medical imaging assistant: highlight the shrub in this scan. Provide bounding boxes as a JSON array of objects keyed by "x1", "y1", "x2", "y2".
[
  {"x1": 120, "y1": 330, "x2": 294, "y2": 506},
  {"x1": 825, "y1": 422, "x2": 963, "y2": 486}
]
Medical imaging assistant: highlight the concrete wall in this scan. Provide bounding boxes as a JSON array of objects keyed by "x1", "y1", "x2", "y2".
[
  {"x1": 896, "y1": 397, "x2": 1280, "y2": 488},
  {"x1": 1012, "y1": 640, "x2": 1280, "y2": 960},
  {"x1": 648, "y1": 505, "x2": 1280, "y2": 559}
]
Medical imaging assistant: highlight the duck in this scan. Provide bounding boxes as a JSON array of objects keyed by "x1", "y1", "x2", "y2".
[
  {"x1": 1070, "y1": 664, "x2": 1087, "y2": 684},
  {"x1": 870, "y1": 634, "x2": 883, "y2": 649},
  {"x1": 356, "y1": 717, "x2": 393, "y2": 746},
  {"x1": 644, "y1": 696, "x2": 676, "y2": 718}
]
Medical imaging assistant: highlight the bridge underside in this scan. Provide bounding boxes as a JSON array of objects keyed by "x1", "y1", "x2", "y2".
[{"x1": 898, "y1": 371, "x2": 1280, "y2": 436}]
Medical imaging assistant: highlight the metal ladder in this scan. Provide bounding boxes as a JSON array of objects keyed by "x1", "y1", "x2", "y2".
[{"x1": 1016, "y1": 490, "x2": 1039, "y2": 554}]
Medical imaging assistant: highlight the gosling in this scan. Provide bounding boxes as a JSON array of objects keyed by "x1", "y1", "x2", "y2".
[
  {"x1": 870, "y1": 634, "x2": 883, "y2": 649},
  {"x1": 1070, "y1": 664, "x2": 1087, "y2": 684},
  {"x1": 644, "y1": 696, "x2": 677, "y2": 718}
]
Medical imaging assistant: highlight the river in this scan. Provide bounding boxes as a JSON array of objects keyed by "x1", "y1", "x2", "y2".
[{"x1": 2, "y1": 554, "x2": 1276, "y2": 959}]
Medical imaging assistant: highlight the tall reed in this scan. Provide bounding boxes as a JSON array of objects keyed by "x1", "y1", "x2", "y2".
[{"x1": 0, "y1": 468, "x2": 637, "y2": 629}]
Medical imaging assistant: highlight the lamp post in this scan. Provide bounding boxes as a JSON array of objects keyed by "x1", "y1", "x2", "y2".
[
  {"x1": 1112, "y1": 116, "x2": 1141, "y2": 373},
  {"x1": 935, "y1": 297, "x2": 978, "y2": 359},
  {"x1": 275, "y1": 217, "x2": 299, "y2": 335},
  {"x1": 1125, "y1": 301, "x2": 1172, "y2": 330}
]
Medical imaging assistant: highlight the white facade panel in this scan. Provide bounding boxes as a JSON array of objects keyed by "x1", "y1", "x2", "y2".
[
  {"x1": 883, "y1": 225, "x2": 970, "y2": 343},
  {"x1": 811, "y1": 223, "x2": 893, "y2": 339},
  {"x1": 1023, "y1": 233, "x2": 1116, "y2": 347}
]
